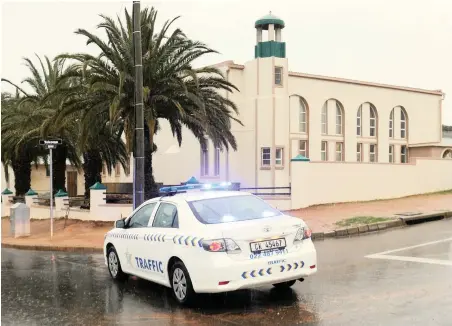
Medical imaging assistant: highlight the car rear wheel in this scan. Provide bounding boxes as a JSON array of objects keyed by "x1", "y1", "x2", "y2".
[
  {"x1": 107, "y1": 247, "x2": 127, "y2": 281},
  {"x1": 272, "y1": 280, "x2": 296, "y2": 289},
  {"x1": 170, "y1": 261, "x2": 195, "y2": 305}
]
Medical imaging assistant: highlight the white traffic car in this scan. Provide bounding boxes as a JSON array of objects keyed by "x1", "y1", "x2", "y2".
[{"x1": 103, "y1": 184, "x2": 317, "y2": 304}]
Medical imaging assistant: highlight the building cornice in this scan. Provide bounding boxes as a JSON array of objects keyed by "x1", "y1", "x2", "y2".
[{"x1": 214, "y1": 61, "x2": 444, "y2": 96}]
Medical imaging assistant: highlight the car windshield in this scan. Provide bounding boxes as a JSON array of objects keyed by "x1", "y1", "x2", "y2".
[{"x1": 188, "y1": 195, "x2": 282, "y2": 224}]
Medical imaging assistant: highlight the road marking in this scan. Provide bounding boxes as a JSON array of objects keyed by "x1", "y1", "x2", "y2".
[
  {"x1": 365, "y1": 237, "x2": 452, "y2": 267},
  {"x1": 366, "y1": 254, "x2": 452, "y2": 266},
  {"x1": 365, "y1": 237, "x2": 452, "y2": 256}
]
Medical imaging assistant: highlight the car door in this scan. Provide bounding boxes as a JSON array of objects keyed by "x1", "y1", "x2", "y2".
[
  {"x1": 142, "y1": 201, "x2": 180, "y2": 283},
  {"x1": 120, "y1": 202, "x2": 158, "y2": 276}
]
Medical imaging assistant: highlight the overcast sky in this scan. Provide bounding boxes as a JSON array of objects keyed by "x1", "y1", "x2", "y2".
[{"x1": 1, "y1": 0, "x2": 451, "y2": 124}]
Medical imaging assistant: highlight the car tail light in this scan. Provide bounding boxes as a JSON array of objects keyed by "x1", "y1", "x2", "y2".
[
  {"x1": 202, "y1": 239, "x2": 241, "y2": 253},
  {"x1": 294, "y1": 226, "x2": 312, "y2": 244}
]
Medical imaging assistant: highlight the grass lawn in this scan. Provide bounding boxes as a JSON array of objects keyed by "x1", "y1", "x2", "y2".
[{"x1": 335, "y1": 216, "x2": 394, "y2": 228}]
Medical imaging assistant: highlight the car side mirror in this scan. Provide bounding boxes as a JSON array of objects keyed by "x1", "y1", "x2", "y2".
[{"x1": 115, "y1": 219, "x2": 126, "y2": 228}]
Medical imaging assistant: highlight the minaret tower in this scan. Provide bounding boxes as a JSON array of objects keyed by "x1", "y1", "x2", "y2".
[{"x1": 255, "y1": 12, "x2": 286, "y2": 58}]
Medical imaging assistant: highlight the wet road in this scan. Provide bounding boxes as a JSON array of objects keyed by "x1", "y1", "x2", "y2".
[{"x1": 2, "y1": 219, "x2": 452, "y2": 326}]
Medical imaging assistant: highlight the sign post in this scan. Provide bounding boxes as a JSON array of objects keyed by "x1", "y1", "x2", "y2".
[{"x1": 39, "y1": 139, "x2": 62, "y2": 239}]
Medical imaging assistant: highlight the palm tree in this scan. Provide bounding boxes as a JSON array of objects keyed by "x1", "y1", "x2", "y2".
[
  {"x1": 78, "y1": 114, "x2": 129, "y2": 199},
  {"x1": 2, "y1": 55, "x2": 82, "y2": 193},
  {"x1": 1, "y1": 91, "x2": 46, "y2": 195},
  {"x1": 57, "y1": 6, "x2": 241, "y2": 199},
  {"x1": 49, "y1": 70, "x2": 130, "y2": 199}
]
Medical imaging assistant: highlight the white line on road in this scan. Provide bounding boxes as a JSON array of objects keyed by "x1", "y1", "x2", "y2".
[
  {"x1": 365, "y1": 237, "x2": 452, "y2": 256},
  {"x1": 366, "y1": 254, "x2": 452, "y2": 266}
]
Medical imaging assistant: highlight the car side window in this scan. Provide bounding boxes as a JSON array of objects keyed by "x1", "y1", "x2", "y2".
[
  {"x1": 128, "y1": 203, "x2": 157, "y2": 228},
  {"x1": 152, "y1": 203, "x2": 178, "y2": 228}
]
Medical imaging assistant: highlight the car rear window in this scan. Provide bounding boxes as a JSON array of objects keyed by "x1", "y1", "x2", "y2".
[{"x1": 188, "y1": 195, "x2": 281, "y2": 224}]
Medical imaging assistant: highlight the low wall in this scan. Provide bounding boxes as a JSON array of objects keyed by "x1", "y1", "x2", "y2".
[
  {"x1": 2, "y1": 203, "x2": 131, "y2": 222},
  {"x1": 291, "y1": 158, "x2": 452, "y2": 209},
  {"x1": 260, "y1": 196, "x2": 292, "y2": 211}
]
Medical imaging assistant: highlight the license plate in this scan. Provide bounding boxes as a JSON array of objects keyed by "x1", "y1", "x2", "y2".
[{"x1": 250, "y1": 238, "x2": 286, "y2": 253}]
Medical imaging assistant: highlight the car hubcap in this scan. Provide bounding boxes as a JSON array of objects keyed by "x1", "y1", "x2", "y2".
[
  {"x1": 172, "y1": 268, "x2": 187, "y2": 301},
  {"x1": 108, "y1": 252, "x2": 118, "y2": 277}
]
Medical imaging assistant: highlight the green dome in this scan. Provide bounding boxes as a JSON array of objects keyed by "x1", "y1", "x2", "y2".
[{"x1": 255, "y1": 12, "x2": 285, "y2": 29}]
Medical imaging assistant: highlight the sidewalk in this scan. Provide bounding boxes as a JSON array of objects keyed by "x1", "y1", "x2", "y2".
[
  {"x1": 288, "y1": 191, "x2": 452, "y2": 233},
  {"x1": 2, "y1": 192, "x2": 452, "y2": 251}
]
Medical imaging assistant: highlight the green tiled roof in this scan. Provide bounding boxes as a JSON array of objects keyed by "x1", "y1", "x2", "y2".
[
  {"x1": 1, "y1": 188, "x2": 13, "y2": 195},
  {"x1": 255, "y1": 13, "x2": 285, "y2": 29},
  {"x1": 89, "y1": 182, "x2": 107, "y2": 190},
  {"x1": 291, "y1": 154, "x2": 310, "y2": 162},
  {"x1": 25, "y1": 189, "x2": 38, "y2": 196}
]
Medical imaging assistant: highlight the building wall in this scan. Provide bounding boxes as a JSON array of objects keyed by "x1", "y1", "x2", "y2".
[
  {"x1": 1, "y1": 164, "x2": 85, "y2": 196},
  {"x1": 109, "y1": 61, "x2": 443, "y2": 191},
  {"x1": 287, "y1": 74, "x2": 442, "y2": 165},
  {"x1": 291, "y1": 158, "x2": 452, "y2": 209},
  {"x1": 409, "y1": 146, "x2": 444, "y2": 158}
]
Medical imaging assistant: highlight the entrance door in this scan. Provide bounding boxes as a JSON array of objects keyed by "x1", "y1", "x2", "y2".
[{"x1": 66, "y1": 171, "x2": 78, "y2": 196}]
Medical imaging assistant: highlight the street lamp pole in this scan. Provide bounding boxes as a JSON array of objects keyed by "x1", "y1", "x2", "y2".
[{"x1": 132, "y1": 1, "x2": 145, "y2": 209}]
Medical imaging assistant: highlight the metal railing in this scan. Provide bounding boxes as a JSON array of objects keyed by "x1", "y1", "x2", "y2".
[{"x1": 239, "y1": 186, "x2": 291, "y2": 196}]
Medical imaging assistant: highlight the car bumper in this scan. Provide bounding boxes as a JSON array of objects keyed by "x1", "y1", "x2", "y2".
[{"x1": 191, "y1": 240, "x2": 317, "y2": 293}]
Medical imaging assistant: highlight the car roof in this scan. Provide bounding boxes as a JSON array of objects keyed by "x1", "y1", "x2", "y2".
[{"x1": 144, "y1": 190, "x2": 253, "y2": 205}]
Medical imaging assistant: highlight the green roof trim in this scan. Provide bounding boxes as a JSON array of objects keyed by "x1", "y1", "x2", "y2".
[
  {"x1": 25, "y1": 189, "x2": 38, "y2": 196},
  {"x1": 255, "y1": 41, "x2": 286, "y2": 58},
  {"x1": 291, "y1": 154, "x2": 310, "y2": 162},
  {"x1": 89, "y1": 182, "x2": 107, "y2": 190},
  {"x1": 55, "y1": 189, "x2": 68, "y2": 197},
  {"x1": 1, "y1": 188, "x2": 13, "y2": 195},
  {"x1": 255, "y1": 13, "x2": 285, "y2": 29},
  {"x1": 185, "y1": 176, "x2": 200, "y2": 185}
]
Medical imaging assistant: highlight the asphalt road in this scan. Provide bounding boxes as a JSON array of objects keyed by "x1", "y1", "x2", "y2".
[{"x1": 2, "y1": 219, "x2": 452, "y2": 326}]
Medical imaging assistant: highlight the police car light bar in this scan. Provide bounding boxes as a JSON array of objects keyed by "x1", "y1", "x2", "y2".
[{"x1": 159, "y1": 182, "x2": 232, "y2": 194}]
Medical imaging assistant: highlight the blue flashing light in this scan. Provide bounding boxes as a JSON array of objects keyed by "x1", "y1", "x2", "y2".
[{"x1": 159, "y1": 182, "x2": 233, "y2": 194}]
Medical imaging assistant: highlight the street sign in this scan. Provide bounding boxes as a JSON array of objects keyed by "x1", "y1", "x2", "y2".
[
  {"x1": 39, "y1": 139, "x2": 62, "y2": 150},
  {"x1": 38, "y1": 138, "x2": 62, "y2": 239}
]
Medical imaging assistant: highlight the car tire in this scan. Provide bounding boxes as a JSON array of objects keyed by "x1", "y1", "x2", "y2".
[
  {"x1": 107, "y1": 247, "x2": 127, "y2": 282},
  {"x1": 272, "y1": 280, "x2": 296, "y2": 289},
  {"x1": 170, "y1": 261, "x2": 195, "y2": 305}
]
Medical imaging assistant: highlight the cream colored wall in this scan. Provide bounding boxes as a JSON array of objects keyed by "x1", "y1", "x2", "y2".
[
  {"x1": 288, "y1": 76, "x2": 442, "y2": 165},
  {"x1": 410, "y1": 146, "x2": 452, "y2": 159},
  {"x1": 1, "y1": 164, "x2": 85, "y2": 196},
  {"x1": 1, "y1": 165, "x2": 14, "y2": 193},
  {"x1": 74, "y1": 57, "x2": 442, "y2": 193},
  {"x1": 291, "y1": 158, "x2": 452, "y2": 209}
]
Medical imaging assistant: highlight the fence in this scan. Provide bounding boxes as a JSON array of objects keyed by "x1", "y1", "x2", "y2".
[{"x1": 239, "y1": 186, "x2": 291, "y2": 196}]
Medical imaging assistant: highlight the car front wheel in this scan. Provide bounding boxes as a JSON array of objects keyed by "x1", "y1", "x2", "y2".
[
  {"x1": 170, "y1": 261, "x2": 195, "y2": 305},
  {"x1": 107, "y1": 247, "x2": 127, "y2": 281},
  {"x1": 272, "y1": 280, "x2": 296, "y2": 289}
]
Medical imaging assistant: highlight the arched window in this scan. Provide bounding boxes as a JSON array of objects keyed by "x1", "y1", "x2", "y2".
[
  {"x1": 443, "y1": 149, "x2": 452, "y2": 159},
  {"x1": 357, "y1": 105, "x2": 362, "y2": 136},
  {"x1": 400, "y1": 109, "x2": 407, "y2": 139},
  {"x1": 299, "y1": 98, "x2": 308, "y2": 133},
  {"x1": 369, "y1": 105, "x2": 377, "y2": 137},
  {"x1": 322, "y1": 99, "x2": 344, "y2": 136},
  {"x1": 335, "y1": 102, "x2": 343, "y2": 135},
  {"x1": 321, "y1": 103, "x2": 328, "y2": 134},
  {"x1": 389, "y1": 106, "x2": 408, "y2": 140},
  {"x1": 389, "y1": 109, "x2": 394, "y2": 138}
]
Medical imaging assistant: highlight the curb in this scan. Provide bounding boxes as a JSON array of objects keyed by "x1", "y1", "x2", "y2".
[
  {"x1": 1, "y1": 243, "x2": 103, "y2": 253},
  {"x1": 312, "y1": 210, "x2": 452, "y2": 241},
  {"x1": 2, "y1": 211, "x2": 451, "y2": 250}
]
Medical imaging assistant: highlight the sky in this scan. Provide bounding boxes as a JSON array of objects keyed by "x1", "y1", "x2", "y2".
[{"x1": 1, "y1": 0, "x2": 452, "y2": 124}]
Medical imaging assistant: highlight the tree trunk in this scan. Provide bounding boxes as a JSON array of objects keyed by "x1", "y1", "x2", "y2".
[
  {"x1": 53, "y1": 145, "x2": 68, "y2": 194},
  {"x1": 83, "y1": 150, "x2": 102, "y2": 199},
  {"x1": 144, "y1": 121, "x2": 157, "y2": 200},
  {"x1": 10, "y1": 150, "x2": 32, "y2": 196}
]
